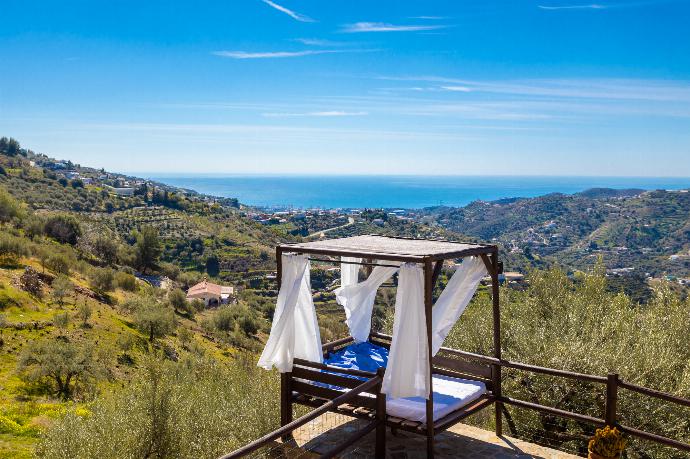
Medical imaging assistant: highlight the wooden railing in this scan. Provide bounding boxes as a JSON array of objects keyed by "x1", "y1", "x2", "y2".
[
  {"x1": 221, "y1": 334, "x2": 689, "y2": 458},
  {"x1": 370, "y1": 331, "x2": 690, "y2": 454},
  {"x1": 219, "y1": 371, "x2": 386, "y2": 459},
  {"x1": 452, "y1": 348, "x2": 690, "y2": 453}
]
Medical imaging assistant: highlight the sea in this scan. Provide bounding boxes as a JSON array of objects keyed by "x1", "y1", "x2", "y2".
[{"x1": 143, "y1": 175, "x2": 690, "y2": 210}]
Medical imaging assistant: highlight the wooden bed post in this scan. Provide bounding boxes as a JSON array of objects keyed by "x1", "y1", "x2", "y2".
[
  {"x1": 490, "y1": 251, "x2": 503, "y2": 437},
  {"x1": 276, "y1": 246, "x2": 293, "y2": 437},
  {"x1": 424, "y1": 258, "x2": 435, "y2": 459}
]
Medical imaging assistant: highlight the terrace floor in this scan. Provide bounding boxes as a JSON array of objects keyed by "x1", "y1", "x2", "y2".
[{"x1": 283, "y1": 413, "x2": 582, "y2": 458}]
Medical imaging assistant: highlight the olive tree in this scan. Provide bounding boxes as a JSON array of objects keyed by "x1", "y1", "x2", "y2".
[
  {"x1": 134, "y1": 302, "x2": 176, "y2": 342},
  {"x1": 19, "y1": 338, "x2": 103, "y2": 400},
  {"x1": 51, "y1": 275, "x2": 73, "y2": 308}
]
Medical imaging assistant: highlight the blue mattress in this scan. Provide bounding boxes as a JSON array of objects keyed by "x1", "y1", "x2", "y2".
[
  {"x1": 324, "y1": 341, "x2": 388, "y2": 375},
  {"x1": 316, "y1": 341, "x2": 487, "y2": 422}
]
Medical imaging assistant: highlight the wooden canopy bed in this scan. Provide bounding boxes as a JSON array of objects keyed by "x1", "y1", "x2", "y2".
[
  {"x1": 221, "y1": 235, "x2": 690, "y2": 459},
  {"x1": 264, "y1": 235, "x2": 503, "y2": 458}
]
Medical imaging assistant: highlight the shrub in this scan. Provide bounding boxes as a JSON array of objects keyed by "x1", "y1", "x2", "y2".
[
  {"x1": 442, "y1": 267, "x2": 690, "y2": 458},
  {"x1": 90, "y1": 235, "x2": 119, "y2": 265},
  {"x1": 46, "y1": 253, "x2": 72, "y2": 275},
  {"x1": 0, "y1": 233, "x2": 29, "y2": 256},
  {"x1": 0, "y1": 187, "x2": 25, "y2": 223},
  {"x1": 168, "y1": 288, "x2": 190, "y2": 314},
  {"x1": 191, "y1": 299, "x2": 205, "y2": 313},
  {"x1": 52, "y1": 312, "x2": 70, "y2": 330},
  {"x1": 89, "y1": 267, "x2": 115, "y2": 293},
  {"x1": 0, "y1": 233, "x2": 29, "y2": 267},
  {"x1": 44, "y1": 214, "x2": 82, "y2": 245},
  {"x1": 23, "y1": 214, "x2": 45, "y2": 239},
  {"x1": 117, "y1": 244, "x2": 137, "y2": 267},
  {"x1": 177, "y1": 271, "x2": 200, "y2": 290},
  {"x1": 51, "y1": 275, "x2": 73, "y2": 307},
  {"x1": 114, "y1": 271, "x2": 137, "y2": 292},
  {"x1": 160, "y1": 262, "x2": 180, "y2": 280},
  {"x1": 35, "y1": 356, "x2": 279, "y2": 458},
  {"x1": 212, "y1": 306, "x2": 261, "y2": 338},
  {"x1": 77, "y1": 301, "x2": 93, "y2": 327}
]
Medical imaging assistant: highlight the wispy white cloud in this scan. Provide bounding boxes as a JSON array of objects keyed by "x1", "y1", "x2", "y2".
[
  {"x1": 377, "y1": 76, "x2": 690, "y2": 102},
  {"x1": 441, "y1": 85, "x2": 473, "y2": 92},
  {"x1": 263, "y1": 110, "x2": 368, "y2": 117},
  {"x1": 341, "y1": 22, "x2": 449, "y2": 33},
  {"x1": 293, "y1": 38, "x2": 348, "y2": 46},
  {"x1": 262, "y1": 0, "x2": 314, "y2": 22},
  {"x1": 213, "y1": 50, "x2": 342, "y2": 59},
  {"x1": 537, "y1": 3, "x2": 607, "y2": 10}
]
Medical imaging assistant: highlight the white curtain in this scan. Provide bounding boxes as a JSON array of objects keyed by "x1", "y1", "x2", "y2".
[
  {"x1": 258, "y1": 254, "x2": 323, "y2": 372},
  {"x1": 340, "y1": 256, "x2": 361, "y2": 288},
  {"x1": 335, "y1": 263, "x2": 399, "y2": 343},
  {"x1": 382, "y1": 263, "x2": 430, "y2": 399},
  {"x1": 431, "y1": 256, "x2": 487, "y2": 355}
]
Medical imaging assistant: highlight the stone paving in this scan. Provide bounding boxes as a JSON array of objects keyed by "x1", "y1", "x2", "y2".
[{"x1": 285, "y1": 413, "x2": 582, "y2": 459}]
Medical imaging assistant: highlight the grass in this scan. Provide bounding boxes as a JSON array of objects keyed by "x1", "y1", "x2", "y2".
[{"x1": 0, "y1": 255, "x2": 266, "y2": 457}]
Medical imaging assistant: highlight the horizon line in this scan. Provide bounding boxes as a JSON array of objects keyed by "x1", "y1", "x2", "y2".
[{"x1": 129, "y1": 172, "x2": 690, "y2": 180}]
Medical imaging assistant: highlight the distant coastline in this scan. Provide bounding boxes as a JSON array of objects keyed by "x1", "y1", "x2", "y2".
[{"x1": 142, "y1": 174, "x2": 690, "y2": 210}]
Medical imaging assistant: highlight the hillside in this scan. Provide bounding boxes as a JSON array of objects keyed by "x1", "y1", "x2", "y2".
[
  {"x1": 0, "y1": 137, "x2": 465, "y2": 456},
  {"x1": 421, "y1": 188, "x2": 690, "y2": 279}
]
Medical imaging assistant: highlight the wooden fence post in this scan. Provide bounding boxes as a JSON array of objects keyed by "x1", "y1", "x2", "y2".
[
  {"x1": 376, "y1": 368, "x2": 387, "y2": 458},
  {"x1": 606, "y1": 373, "x2": 619, "y2": 426}
]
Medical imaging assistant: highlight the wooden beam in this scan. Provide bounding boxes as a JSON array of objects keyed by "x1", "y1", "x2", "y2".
[
  {"x1": 490, "y1": 252, "x2": 503, "y2": 437},
  {"x1": 376, "y1": 368, "x2": 387, "y2": 458},
  {"x1": 424, "y1": 258, "x2": 435, "y2": 458}
]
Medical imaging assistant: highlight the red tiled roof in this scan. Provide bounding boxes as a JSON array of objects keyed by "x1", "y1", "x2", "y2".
[{"x1": 187, "y1": 280, "x2": 223, "y2": 297}]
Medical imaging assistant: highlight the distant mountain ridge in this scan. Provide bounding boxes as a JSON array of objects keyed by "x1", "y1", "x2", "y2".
[{"x1": 422, "y1": 187, "x2": 690, "y2": 277}]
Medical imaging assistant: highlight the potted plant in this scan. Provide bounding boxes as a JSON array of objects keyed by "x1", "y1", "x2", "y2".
[{"x1": 588, "y1": 426, "x2": 626, "y2": 459}]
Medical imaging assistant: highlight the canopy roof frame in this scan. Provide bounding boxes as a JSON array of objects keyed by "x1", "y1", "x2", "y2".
[
  {"x1": 278, "y1": 234, "x2": 497, "y2": 263},
  {"x1": 274, "y1": 235, "x2": 503, "y2": 458}
]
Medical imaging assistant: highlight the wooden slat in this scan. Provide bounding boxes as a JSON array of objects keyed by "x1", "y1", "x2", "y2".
[
  {"x1": 291, "y1": 366, "x2": 364, "y2": 389},
  {"x1": 433, "y1": 396, "x2": 495, "y2": 432},
  {"x1": 322, "y1": 336, "x2": 354, "y2": 354},
  {"x1": 433, "y1": 354, "x2": 493, "y2": 380},
  {"x1": 293, "y1": 358, "x2": 376, "y2": 378},
  {"x1": 618, "y1": 424, "x2": 690, "y2": 452},
  {"x1": 501, "y1": 396, "x2": 604, "y2": 426},
  {"x1": 618, "y1": 380, "x2": 690, "y2": 408},
  {"x1": 291, "y1": 381, "x2": 377, "y2": 409},
  {"x1": 386, "y1": 416, "x2": 406, "y2": 428}
]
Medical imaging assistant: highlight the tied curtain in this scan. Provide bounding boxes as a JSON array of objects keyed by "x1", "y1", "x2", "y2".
[
  {"x1": 382, "y1": 257, "x2": 487, "y2": 399},
  {"x1": 257, "y1": 254, "x2": 322, "y2": 372},
  {"x1": 431, "y1": 256, "x2": 487, "y2": 355},
  {"x1": 381, "y1": 263, "x2": 429, "y2": 399},
  {"x1": 335, "y1": 258, "x2": 399, "y2": 343},
  {"x1": 257, "y1": 252, "x2": 488, "y2": 399}
]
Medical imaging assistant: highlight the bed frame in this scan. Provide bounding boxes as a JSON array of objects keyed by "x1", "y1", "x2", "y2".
[{"x1": 276, "y1": 235, "x2": 503, "y2": 458}]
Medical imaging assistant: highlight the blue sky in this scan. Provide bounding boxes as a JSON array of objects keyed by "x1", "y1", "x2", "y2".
[{"x1": 1, "y1": 0, "x2": 690, "y2": 176}]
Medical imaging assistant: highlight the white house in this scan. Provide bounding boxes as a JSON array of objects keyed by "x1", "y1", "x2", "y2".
[{"x1": 186, "y1": 279, "x2": 234, "y2": 307}]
